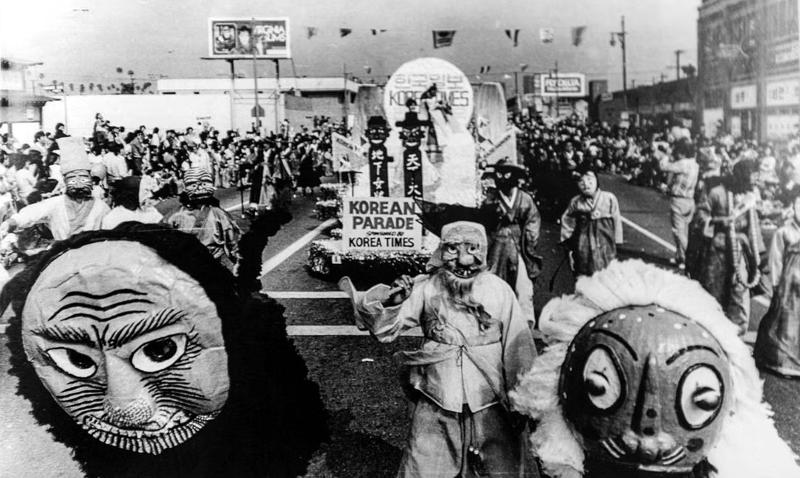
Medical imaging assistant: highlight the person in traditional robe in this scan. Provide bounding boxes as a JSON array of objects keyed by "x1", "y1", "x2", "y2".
[
  {"x1": 163, "y1": 168, "x2": 241, "y2": 271},
  {"x1": 0, "y1": 137, "x2": 109, "y2": 241},
  {"x1": 754, "y1": 185, "x2": 800, "y2": 377},
  {"x1": 340, "y1": 220, "x2": 537, "y2": 477},
  {"x1": 694, "y1": 159, "x2": 764, "y2": 334},
  {"x1": 560, "y1": 166, "x2": 623, "y2": 276},
  {"x1": 482, "y1": 159, "x2": 542, "y2": 326}
]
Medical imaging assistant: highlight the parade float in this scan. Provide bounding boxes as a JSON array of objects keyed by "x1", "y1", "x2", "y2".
[{"x1": 307, "y1": 58, "x2": 517, "y2": 283}]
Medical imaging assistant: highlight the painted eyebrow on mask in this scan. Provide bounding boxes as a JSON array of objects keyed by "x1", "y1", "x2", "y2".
[
  {"x1": 48, "y1": 289, "x2": 154, "y2": 323},
  {"x1": 32, "y1": 324, "x2": 96, "y2": 347},
  {"x1": 104, "y1": 308, "x2": 187, "y2": 348},
  {"x1": 590, "y1": 329, "x2": 639, "y2": 362},
  {"x1": 666, "y1": 345, "x2": 720, "y2": 366}
]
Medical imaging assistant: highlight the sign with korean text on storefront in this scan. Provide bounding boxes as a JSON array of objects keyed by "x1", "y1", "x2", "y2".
[
  {"x1": 766, "y1": 79, "x2": 800, "y2": 107},
  {"x1": 730, "y1": 84, "x2": 757, "y2": 109},
  {"x1": 342, "y1": 197, "x2": 422, "y2": 251}
]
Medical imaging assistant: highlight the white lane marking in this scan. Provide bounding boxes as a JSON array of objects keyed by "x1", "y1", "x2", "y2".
[
  {"x1": 620, "y1": 216, "x2": 769, "y2": 307},
  {"x1": 259, "y1": 218, "x2": 337, "y2": 278},
  {"x1": 265, "y1": 291, "x2": 349, "y2": 299},
  {"x1": 620, "y1": 216, "x2": 677, "y2": 252},
  {"x1": 287, "y1": 325, "x2": 423, "y2": 336}
]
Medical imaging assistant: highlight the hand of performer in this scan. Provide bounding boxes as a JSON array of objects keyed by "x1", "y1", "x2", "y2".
[{"x1": 385, "y1": 274, "x2": 414, "y2": 306}]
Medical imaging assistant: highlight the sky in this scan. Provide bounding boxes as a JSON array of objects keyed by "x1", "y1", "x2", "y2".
[{"x1": 1, "y1": 0, "x2": 701, "y2": 93}]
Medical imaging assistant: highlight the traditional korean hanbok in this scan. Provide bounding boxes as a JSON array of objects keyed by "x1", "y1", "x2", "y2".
[
  {"x1": 754, "y1": 217, "x2": 800, "y2": 377},
  {"x1": 560, "y1": 190, "x2": 623, "y2": 276}
]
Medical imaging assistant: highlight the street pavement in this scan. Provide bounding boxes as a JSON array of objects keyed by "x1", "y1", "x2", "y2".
[{"x1": 2, "y1": 176, "x2": 799, "y2": 477}]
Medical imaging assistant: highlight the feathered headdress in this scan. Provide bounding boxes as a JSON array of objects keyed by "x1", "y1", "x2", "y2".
[{"x1": 509, "y1": 260, "x2": 799, "y2": 478}]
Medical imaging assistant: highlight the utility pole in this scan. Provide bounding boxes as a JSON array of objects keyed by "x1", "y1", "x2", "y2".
[
  {"x1": 342, "y1": 63, "x2": 349, "y2": 131},
  {"x1": 675, "y1": 49, "x2": 685, "y2": 81},
  {"x1": 621, "y1": 15, "x2": 627, "y2": 110},
  {"x1": 250, "y1": 18, "x2": 261, "y2": 135},
  {"x1": 611, "y1": 16, "x2": 628, "y2": 110},
  {"x1": 274, "y1": 59, "x2": 281, "y2": 136}
]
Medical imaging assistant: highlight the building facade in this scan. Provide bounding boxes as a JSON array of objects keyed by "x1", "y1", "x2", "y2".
[
  {"x1": 698, "y1": 0, "x2": 799, "y2": 141},
  {"x1": 157, "y1": 77, "x2": 360, "y2": 132},
  {"x1": 596, "y1": 78, "x2": 698, "y2": 129},
  {"x1": 0, "y1": 58, "x2": 52, "y2": 144}
]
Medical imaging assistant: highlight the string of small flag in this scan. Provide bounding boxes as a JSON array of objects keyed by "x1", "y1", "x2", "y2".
[{"x1": 303, "y1": 26, "x2": 590, "y2": 48}]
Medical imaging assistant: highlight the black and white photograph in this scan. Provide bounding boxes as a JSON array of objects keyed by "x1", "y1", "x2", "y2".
[{"x1": 0, "y1": 0, "x2": 799, "y2": 476}]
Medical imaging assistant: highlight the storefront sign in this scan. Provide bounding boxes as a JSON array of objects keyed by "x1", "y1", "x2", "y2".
[
  {"x1": 541, "y1": 74, "x2": 586, "y2": 97},
  {"x1": 730, "y1": 84, "x2": 757, "y2": 109},
  {"x1": 772, "y1": 41, "x2": 799, "y2": 65},
  {"x1": 342, "y1": 197, "x2": 422, "y2": 251},
  {"x1": 766, "y1": 79, "x2": 800, "y2": 107},
  {"x1": 767, "y1": 115, "x2": 799, "y2": 140}
]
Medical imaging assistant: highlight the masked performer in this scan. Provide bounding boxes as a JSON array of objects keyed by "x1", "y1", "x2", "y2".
[
  {"x1": 5, "y1": 220, "x2": 326, "y2": 478},
  {"x1": 754, "y1": 185, "x2": 800, "y2": 377},
  {"x1": 695, "y1": 159, "x2": 764, "y2": 333},
  {"x1": 340, "y1": 219, "x2": 537, "y2": 477},
  {"x1": 164, "y1": 168, "x2": 241, "y2": 271},
  {"x1": 510, "y1": 260, "x2": 799, "y2": 478},
  {"x1": 482, "y1": 159, "x2": 542, "y2": 288},
  {"x1": 560, "y1": 165, "x2": 623, "y2": 276},
  {"x1": 0, "y1": 137, "x2": 110, "y2": 241}
]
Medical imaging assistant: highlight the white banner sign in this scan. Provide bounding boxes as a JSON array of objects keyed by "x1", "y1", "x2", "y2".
[
  {"x1": 730, "y1": 84, "x2": 757, "y2": 109},
  {"x1": 766, "y1": 79, "x2": 800, "y2": 107},
  {"x1": 342, "y1": 197, "x2": 422, "y2": 251},
  {"x1": 767, "y1": 115, "x2": 799, "y2": 140},
  {"x1": 541, "y1": 74, "x2": 586, "y2": 97},
  {"x1": 483, "y1": 129, "x2": 518, "y2": 165},
  {"x1": 332, "y1": 132, "x2": 364, "y2": 172}
]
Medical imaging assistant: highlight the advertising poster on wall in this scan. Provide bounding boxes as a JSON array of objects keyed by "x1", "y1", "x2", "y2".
[
  {"x1": 208, "y1": 18, "x2": 291, "y2": 59},
  {"x1": 341, "y1": 197, "x2": 422, "y2": 251}
]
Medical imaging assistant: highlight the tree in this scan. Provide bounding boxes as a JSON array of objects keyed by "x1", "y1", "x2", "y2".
[
  {"x1": 89, "y1": 82, "x2": 94, "y2": 92},
  {"x1": 116, "y1": 67, "x2": 123, "y2": 74},
  {"x1": 69, "y1": 83, "x2": 74, "y2": 92},
  {"x1": 97, "y1": 84, "x2": 103, "y2": 92},
  {"x1": 79, "y1": 84, "x2": 85, "y2": 93}
]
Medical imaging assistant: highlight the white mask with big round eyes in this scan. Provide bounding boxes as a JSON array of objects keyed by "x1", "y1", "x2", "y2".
[
  {"x1": 131, "y1": 334, "x2": 187, "y2": 373},
  {"x1": 583, "y1": 347, "x2": 624, "y2": 411},
  {"x1": 47, "y1": 348, "x2": 98, "y2": 378},
  {"x1": 678, "y1": 365, "x2": 724, "y2": 429}
]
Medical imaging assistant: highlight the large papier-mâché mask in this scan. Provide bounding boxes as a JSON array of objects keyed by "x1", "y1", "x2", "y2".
[
  {"x1": 21, "y1": 241, "x2": 230, "y2": 455},
  {"x1": 559, "y1": 305, "x2": 733, "y2": 475},
  {"x1": 438, "y1": 221, "x2": 488, "y2": 279}
]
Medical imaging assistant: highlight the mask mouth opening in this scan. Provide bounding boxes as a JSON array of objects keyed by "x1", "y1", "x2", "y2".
[{"x1": 448, "y1": 264, "x2": 481, "y2": 279}]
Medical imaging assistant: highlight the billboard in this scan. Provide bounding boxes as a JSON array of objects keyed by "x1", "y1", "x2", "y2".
[
  {"x1": 540, "y1": 73, "x2": 587, "y2": 97},
  {"x1": 208, "y1": 18, "x2": 290, "y2": 59}
]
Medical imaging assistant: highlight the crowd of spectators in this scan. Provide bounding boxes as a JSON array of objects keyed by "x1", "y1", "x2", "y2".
[
  {"x1": 0, "y1": 115, "x2": 344, "y2": 220},
  {"x1": 515, "y1": 114, "x2": 800, "y2": 228}
]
